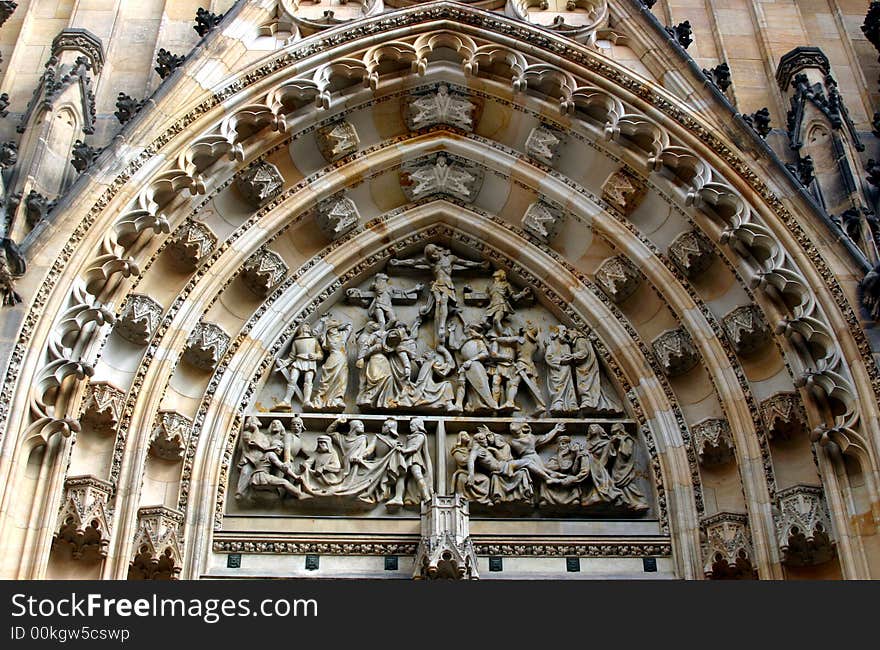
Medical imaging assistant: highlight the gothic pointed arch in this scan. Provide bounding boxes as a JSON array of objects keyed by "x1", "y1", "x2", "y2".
[{"x1": 1, "y1": 0, "x2": 878, "y2": 581}]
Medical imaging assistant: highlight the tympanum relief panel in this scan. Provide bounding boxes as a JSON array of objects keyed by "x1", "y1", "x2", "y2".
[{"x1": 230, "y1": 239, "x2": 654, "y2": 521}]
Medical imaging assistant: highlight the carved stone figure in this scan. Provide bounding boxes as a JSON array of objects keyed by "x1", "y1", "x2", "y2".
[
  {"x1": 580, "y1": 424, "x2": 624, "y2": 507},
  {"x1": 377, "y1": 417, "x2": 433, "y2": 507},
  {"x1": 487, "y1": 330, "x2": 523, "y2": 411},
  {"x1": 327, "y1": 417, "x2": 377, "y2": 477},
  {"x1": 0, "y1": 237, "x2": 26, "y2": 306},
  {"x1": 565, "y1": 329, "x2": 618, "y2": 414},
  {"x1": 451, "y1": 431, "x2": 491, "y2": 503},
  {"x1": 538, "y1": 435, "x2": 583, "y2": 506},
  {"x1": 389, "y1": 243, "x2": 489, "y2": 344},
  {"x1": 515, "y1": 325, "x2": 546, "y2": 412},
  {"x1": 313, "y1": 317, "x2": 353, "y2": 410},
  {"x1": 236, "y1": 417, "x2": 303, "y2": 499},
  {"x1": 300, "y1": 435, "x2": 344, "y2": 489},
  {"x1": 609, "y1": 423, "x2": 649, "y2": 511},
  {"x1": 482, "y1": 269, "x2": 531, "y2": 335},
  {"x1": 484, "y1": 430, "x2": 533, "y2": 502},
  {"x1": 276, "y1": 323, "x2": 324, "y2": 410},
  {"x1": 406, "y1": 345, "x2": 457, "y2": 411},
  {"x1": 455, "y1": 323, "x2": 498, "y2": 412},
  {"x1": 544, "y1": 325, "x2": 578, "y2": 415},
  {"x1": 356, "y1": 322, "x2": 395, "y2": 409},
  {"x1": 368, "y1": 273, "x2": 397, "y2": 326},
  {"x1": 508, "y1": 421, "x2": 567, "y2": 482}
]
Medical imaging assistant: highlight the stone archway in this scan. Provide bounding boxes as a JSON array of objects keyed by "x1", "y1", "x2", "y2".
[{"x1": 1, "y1": 2, "x2": 877, "y2": 580}]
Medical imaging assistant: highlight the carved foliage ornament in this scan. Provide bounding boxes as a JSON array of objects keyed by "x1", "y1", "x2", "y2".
[
  {"x1": 594, "y1": 255, "x2": 641, "y2": 303},
  {"x1": 116, "y1": 294, "x2": 163, "y2": 345},
  {"x1": 652, "y1": 327, "x2": 699, "y2": 377},
  {"x1": 54, "y1": 475, "x2": 112, "y2": 560},
  {"x1": 184, "y1": 321, "x2": 230, "y2": 370},
  {"x1": 602, "y1": 168, "x2": 647, "y2": 216},
  {"x1": 236, "y1": 161, "x2": 284, "y2": 208}
]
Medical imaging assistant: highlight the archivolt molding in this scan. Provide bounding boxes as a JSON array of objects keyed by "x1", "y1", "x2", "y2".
[{"x1": 1, "y1": 3, "x2": 877, "y2": 579}]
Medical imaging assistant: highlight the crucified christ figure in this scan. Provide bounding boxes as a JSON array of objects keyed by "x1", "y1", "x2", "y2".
[{"x1": 388, "y1": 243, "x2": 489, "y2": 345}]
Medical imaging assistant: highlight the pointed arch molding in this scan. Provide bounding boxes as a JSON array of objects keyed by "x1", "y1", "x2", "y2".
[{"x1": 1, "y1": 2, "x2": 877, "y2": 579}]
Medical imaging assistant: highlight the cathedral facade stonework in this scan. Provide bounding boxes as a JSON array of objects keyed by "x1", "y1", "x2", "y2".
[{"x1": 1, "y1": 0, "x2": 880, "y2": 580}]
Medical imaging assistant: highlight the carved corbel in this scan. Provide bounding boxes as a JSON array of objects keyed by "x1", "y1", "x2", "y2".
[
  {"x1": 701, "y1": 512, "x2": 756, "y2": 579},
  {"x1": 722, "y1": 305, "x2": 771, "y2": 355},
  {"x1": 760, "y1": 392, "x2": 806, "y2": 441},
  {"x1": 150, "y1": 411, "x2": 192, "y2": 461},
  {"x1": 235, "y1": 161, "x2": 284, "y2": 208},
  {"x1": 316, "y1": 194, "x2": 360, "y2": 240},
  {"x1": 116, "y1": 294, "x2": 163, "y2": 345},
  {"x1": 183, "y1": 321, "x2": 230, "y2": 370},
  {"x1": 522, "y1": 200, "x2": 564, "y2": 242},
  {"x1": 80, "y1": 381, "x2": 125, "y2": 433},
  {"x1": 668, "y1": 230, "x2": 714, "y2": 278},
  {"x1": 652, "y1": 327, "x2": 699, "y2": 377},
  {"x1": 413, "y1": 495, "x2": 479, "y2": 580},
  {"x1": 315, "y1": 120, "x2": 360, "y2": 162},
  {"x1": 241, "y1": 248, "x2": 288, "y2": 297},
  {"x1": 692, "y1": 418, "x2": 735, "y2": 466},
  {"x1": 594, "y1": 255, "x2": 642, "y2": 303},
  {"x1": 775, "y1": 485, "x2": 835, "y2": 567},
  {"x1": 128, "y1": 506, "x2": 184, "y2": 580},
  {"x1": 525, "y1": 125, "x2": 563, "y2": 166},
  {"x1": 166, "y1": 220, "x2": 217, "y2": 271},
  {"x1": 602, "y1": 168, "x2": 647, "y2": 216},
  {"x1": 53, "y1": 475, "x2": 113, "y2": 560}
]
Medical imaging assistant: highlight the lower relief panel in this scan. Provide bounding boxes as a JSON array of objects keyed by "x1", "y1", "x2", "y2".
[{"x1": 210, "y1": 413, "x2": 672, "y2": 579}]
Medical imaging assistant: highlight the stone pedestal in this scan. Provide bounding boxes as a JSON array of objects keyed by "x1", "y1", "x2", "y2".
[{"x1": 413, "y1": 495, "x2": 479, "y2": 580}]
